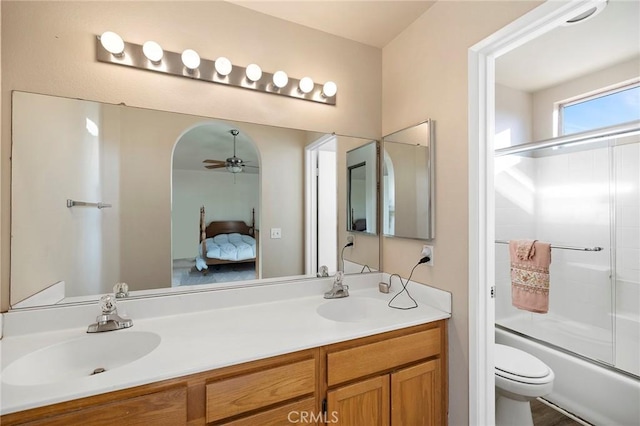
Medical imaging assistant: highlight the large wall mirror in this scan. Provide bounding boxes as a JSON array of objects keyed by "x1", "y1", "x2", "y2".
[
  {"x1": 382, "y1": 120, "x2": 435, "y2": 240},
  {"x1": 10, "y1": 91, "x2": 380, "y2": 309}
]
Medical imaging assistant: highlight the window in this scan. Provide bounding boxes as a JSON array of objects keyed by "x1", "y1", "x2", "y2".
[{"x1": 559, "y1": 83, "x2": 640, "y2": 135}]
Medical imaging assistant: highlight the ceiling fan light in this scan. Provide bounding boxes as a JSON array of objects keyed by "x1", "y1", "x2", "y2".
[{"x1": 226, "y1": 164, "x2": 244, "y2": 173}]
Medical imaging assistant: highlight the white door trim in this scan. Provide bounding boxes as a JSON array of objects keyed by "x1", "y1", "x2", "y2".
[{"x1": 467, "y1": 1, "x2": 606, "y2": 424}]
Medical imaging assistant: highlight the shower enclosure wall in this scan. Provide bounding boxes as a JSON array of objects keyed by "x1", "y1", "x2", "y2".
[{"x1": 494, "y1": 124, "x2": 640, "y2": 425}]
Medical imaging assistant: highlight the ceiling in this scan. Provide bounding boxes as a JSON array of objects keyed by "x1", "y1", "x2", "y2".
[
  {"x1": 496, "y1": 0, "x2": 640, "y2": 92},
  {"x1": 173, "y1": 124, "x2": 261, "y2": 174},
  {"x1": 226, "y1": 1, "x2": 436, "y2": 48}
]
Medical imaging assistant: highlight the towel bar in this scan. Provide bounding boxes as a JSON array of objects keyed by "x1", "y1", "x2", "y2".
[
  {"x1": 495, "y1": 240, "x2": 603, "y2": 252},
  {"x1": 66, "y1": 199, "x2": 112, "y2": 209}
]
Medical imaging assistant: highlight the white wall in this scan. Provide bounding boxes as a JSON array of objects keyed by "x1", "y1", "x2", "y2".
[
  {"x1": 382, "y1": 2, "x2": 541, "y2": 424},
  {"x1": 172, "y1": 170, "x2": 259, "y2": 260},
  {"x1": 11, "y1": 94, "x2": 120, "y2": 303},
  {"x1": 495, "y1": 83, "x2": 533, "y2": 148},
  {"x1": 1, "y1": 1, "x2": 381, "y2": 310}
]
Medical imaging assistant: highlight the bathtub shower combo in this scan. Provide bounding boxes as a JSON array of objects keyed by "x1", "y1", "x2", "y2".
[{"x1": 494, "y1": 123, "x2": 640, "y2": 426}]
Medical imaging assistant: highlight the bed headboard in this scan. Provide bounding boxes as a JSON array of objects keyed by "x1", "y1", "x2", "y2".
[{"x1": 200, "y1": 207, "x2": 255, "y2": 243}]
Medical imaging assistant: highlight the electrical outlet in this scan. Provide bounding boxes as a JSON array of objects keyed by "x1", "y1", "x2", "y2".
[
  {"x1": 347, "y1": 235, "x2": 354, "y2": 246},
  {"x1": 270, "y1": 228, "x2": 282, "y2": 239},
  {"x1": 421, "y1": 245, "x2": 434, "y2": 266}
]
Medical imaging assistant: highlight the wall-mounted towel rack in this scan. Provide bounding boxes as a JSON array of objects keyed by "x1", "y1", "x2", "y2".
[
  {"x1": 495, "y1": 240, "x2": 603, "y2": 252},
  {"x1": 66, "y1": 199, "x2": 112, "y2": 209}
]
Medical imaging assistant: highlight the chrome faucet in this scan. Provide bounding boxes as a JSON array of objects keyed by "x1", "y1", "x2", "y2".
[
  {"x1": 324, "y1": 271, "x2": 349, "y2": 299},
  {"x1": 87, "y1": 294, "x2": 133, "y2": 333}
]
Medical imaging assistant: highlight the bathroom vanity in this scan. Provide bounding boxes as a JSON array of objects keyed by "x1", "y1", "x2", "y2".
[{"x1": 0, "y1": 275, "x2": 450, "y2": 425}]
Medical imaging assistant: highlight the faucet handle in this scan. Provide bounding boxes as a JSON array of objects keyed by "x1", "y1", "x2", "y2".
[
  {"x1": 99, "y1": 294, "x2": 116, "y2": 315},
  {"x1": 335, "y1": 271, "x2": 344, "y2": 283}
]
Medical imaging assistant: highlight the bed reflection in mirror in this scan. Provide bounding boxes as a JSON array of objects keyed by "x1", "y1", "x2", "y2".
[
  {"x1": 10, "y1": 91, "x2": 380, "y2": 309},
  {"x1": 382, "y1": 120, "x2": 435, "y2": 240}
]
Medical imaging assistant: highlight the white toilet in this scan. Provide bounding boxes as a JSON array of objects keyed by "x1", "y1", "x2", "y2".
[{"x1": 495, "y1": 344, "x2": 555, "y2": 426}]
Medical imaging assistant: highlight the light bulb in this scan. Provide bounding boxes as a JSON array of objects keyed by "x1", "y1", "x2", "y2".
[
  {"x1": 142, "y1": 41, "x2": 163, "y2": 63},
  {"x1": 299, "y1": 77, "x2": 314, "y2": 94},
  {"x1": 215, "y1": 56, "x2": 232, "y2": 76},
  {"x1": 99, "y1": 31, "x2": 125, "y2": 56},
  {"x1": 322, "y1": 81, "x2": 337, "y2": 98},
  {"x1": 273, "y1": 71, "x2": 289, "y2": 89},
  {"x1": 246, "y1": 64, "x2": 262, "y2": 82},
  {"x1": 181, "y1": 49, "x2": 200, "y2": 70}
]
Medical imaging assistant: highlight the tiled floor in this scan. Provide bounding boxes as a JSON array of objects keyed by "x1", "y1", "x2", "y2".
[{"x1": 531, "y1": 399, "x2": 586, "y2": 426}]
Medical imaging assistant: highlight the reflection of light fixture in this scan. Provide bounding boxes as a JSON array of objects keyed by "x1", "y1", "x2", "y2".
[
  {"x1": 226, "y1": 129, "x2": 244, "y2": 173},
  {"x1": 299, "y1": 77, "x2": 314, "y2": 94},
  {"x1": 215, "y1": 56, "x2": 232, "y2": 76},
  {"x1": 322, "y1": 81, "x2": 338, "y2": 98},
  {"x1": 96, "y1": 34, "x2": 337, "y2": 105},
  {"x1": 181, "y1": 49, "x2": 200, "y2": 70},
  {"x1": 143, "y1": 41, "x2": 163, "y2": 63},
  {"x1": 563, "y1": 0, "x2": 608, "y2": 25},
  {"x1": 273, "y1": 71, "x2": 289, "y2": 88},
  {"x1": 245, "y1": 64, "x2": 262, "y2": 82},
  {"x1": 100, "y1": 31, "x2": 125, "y2": 57}
]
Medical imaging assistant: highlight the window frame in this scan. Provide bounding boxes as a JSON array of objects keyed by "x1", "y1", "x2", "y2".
[{"x1": 557, "y1": 80, "x2": 640, "y2": 136}]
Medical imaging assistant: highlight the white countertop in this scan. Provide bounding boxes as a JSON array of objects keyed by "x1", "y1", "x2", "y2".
[{"x1": 0, "y1": 274, "x2": 450, "y2": 415}]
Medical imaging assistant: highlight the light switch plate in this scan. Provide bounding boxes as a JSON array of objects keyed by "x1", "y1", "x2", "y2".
[{"x1": 270, "y1": 228, "x2": 282, "y2": 239}]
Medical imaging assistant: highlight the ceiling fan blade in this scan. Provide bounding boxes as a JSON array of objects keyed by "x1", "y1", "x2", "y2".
[
  {"x1": 244, "y1": 165, "x2": 259, "y2": 169},
  {"x1": 205, "y1": 164, "x2": 226, "y2": 169},
  {"x1": 203, "y1": 159, "x2": 225, "y2": 164}
]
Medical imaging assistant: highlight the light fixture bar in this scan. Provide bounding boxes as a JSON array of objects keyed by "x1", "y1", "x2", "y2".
[{"x1": 96, "y1": 36, "x2": 337, "y2": 105}]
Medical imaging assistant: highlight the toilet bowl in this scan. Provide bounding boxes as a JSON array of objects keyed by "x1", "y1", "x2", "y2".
[{"x1": 495, "y1": 344, "x2": 554, "y2": 426}]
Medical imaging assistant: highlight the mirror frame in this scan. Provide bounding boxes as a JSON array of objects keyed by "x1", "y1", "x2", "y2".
[{"x1": 381, "y1": 119, "x2": 435, "y2": 241}]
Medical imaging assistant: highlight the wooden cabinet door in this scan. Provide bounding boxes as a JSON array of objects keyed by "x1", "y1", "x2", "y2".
[
  {"x1": 327, "y1": 375, "x2": 390, "y2": 426},
  {"x1": 391, "y1": 359, "x2": 442, "y2": 426}
]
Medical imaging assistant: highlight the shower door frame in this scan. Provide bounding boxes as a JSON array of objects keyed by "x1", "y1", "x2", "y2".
[{"x1": 467, "y1": 1, "x2": 611, "y2": 425}]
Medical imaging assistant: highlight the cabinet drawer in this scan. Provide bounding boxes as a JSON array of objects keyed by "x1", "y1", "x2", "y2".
[
  {"x1": 328, "y1": 328, "x2": 441, "y2": 386},
  {"x1": 206, "y1": 358, "x2": 316, "y2": 423},
  {"x1": 20, "y1": 386, "x2": 187, "y2": 426},
  {"x1": 221, "y1": 397, "x2": 316, "y2": 426}
]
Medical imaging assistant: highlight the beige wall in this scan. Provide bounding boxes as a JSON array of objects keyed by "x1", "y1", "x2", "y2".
[
  {"x1": 1, "y1": 1, "x2": 381, "y2": 310},
  {"x1": 382, "y1": 1, "x2": 541, "y2": 424},
  {"x1": 495, "y1": 83, "x2": 533, "y2": 147}
]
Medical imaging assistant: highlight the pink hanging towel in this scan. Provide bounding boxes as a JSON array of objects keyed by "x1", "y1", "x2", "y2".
[{"x1": 509, "y1": 240, "x2": 552, "y2": 314}]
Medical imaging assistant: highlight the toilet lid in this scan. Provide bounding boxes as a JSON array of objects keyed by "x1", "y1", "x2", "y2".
[{"x1": 495, "y1": 344, "x2": 550, "y2": 379}]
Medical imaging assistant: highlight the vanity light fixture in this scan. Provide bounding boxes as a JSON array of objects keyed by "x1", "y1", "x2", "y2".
[
  {"x1": 99, "y1": 31, "x2": 125, "y2": 57},
  {"x1": 95, "y1": 34, "x2": 337, "y2": 105},
  {"x1": 142, "y1": 41, "x2": 163, "y2": 63},
  {"x1": 299, "y1": 77, "x2": 314, "y2": 94},
  {"x1": 214, "y1": 56, "x2": 233, "y2": 76},
  {"x1": 245, "y1": 64, "x2": 262, "y2": 82},
  {"x1": 273, "y1": 70, "x2": 289, "y2": 89}
]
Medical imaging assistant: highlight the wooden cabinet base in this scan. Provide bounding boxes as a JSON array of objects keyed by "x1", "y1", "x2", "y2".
[{"x1": 1, "y1": 321, "x2": 447, "y2": 426}]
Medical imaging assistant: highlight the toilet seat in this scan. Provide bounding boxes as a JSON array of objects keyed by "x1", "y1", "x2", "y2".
[{"x1": 495, "y1": 344, "x2": 552, "y2": 384}]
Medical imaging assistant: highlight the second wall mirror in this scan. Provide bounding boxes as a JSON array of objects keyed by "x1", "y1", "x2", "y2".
[{"x1": 382, "y1": 120, "x2": 435, "y2": 240}]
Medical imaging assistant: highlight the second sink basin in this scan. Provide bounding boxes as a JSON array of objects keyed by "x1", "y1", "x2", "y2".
[
  {"x1": 317, "y1": 296, "x2": 385, "y2": 322},
  {"x1": 2, "y1": 331, "x2": 161, "y2": 386}
]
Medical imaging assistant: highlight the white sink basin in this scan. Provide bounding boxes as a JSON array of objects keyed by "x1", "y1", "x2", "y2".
[
  {"x1": 2, "y1": 331, "x2": 161, "y2": 386},
  {"x1": 317, "y1": 296, "x2": 385, "y2": 322}
]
